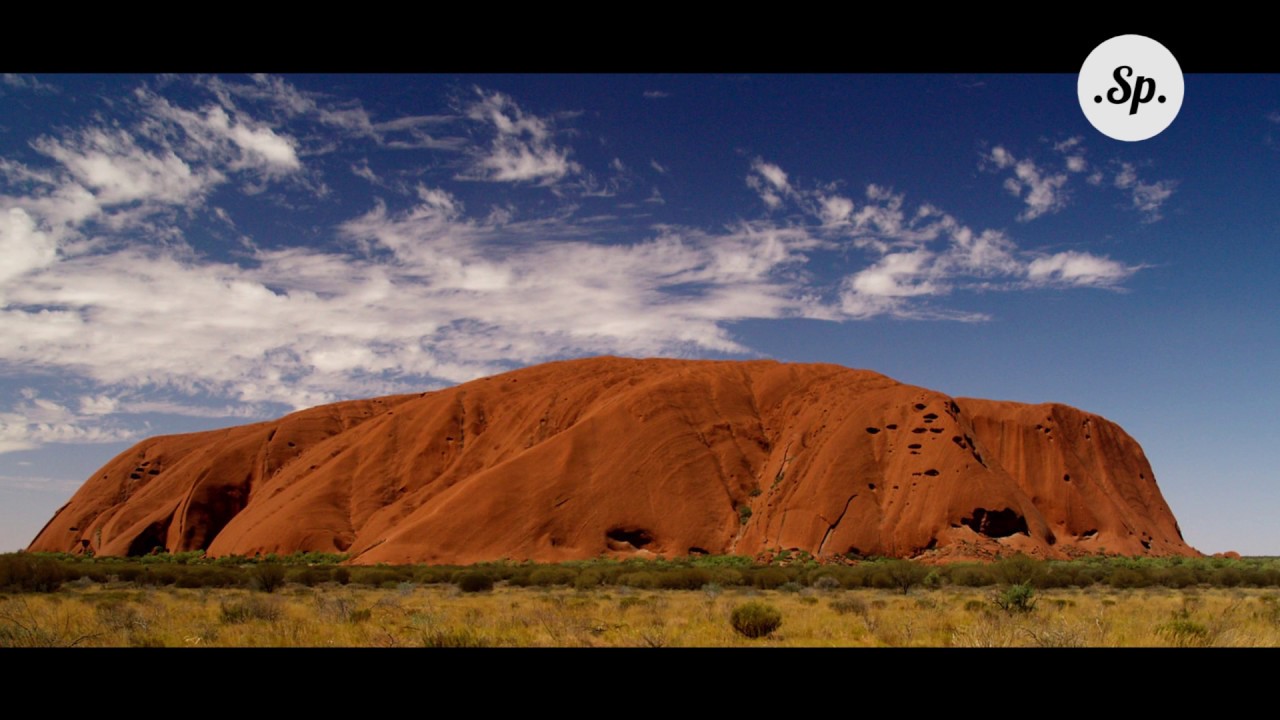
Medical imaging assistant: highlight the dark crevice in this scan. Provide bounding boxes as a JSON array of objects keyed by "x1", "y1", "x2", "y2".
[
  {"x1": 606, "y1": 527, "x2": 653, "y2": 549},
  {"x1": 127, "y1": 515, "x2": 173, "y2": 556},
  {"x1": 818, "y1": 492, "x2": 859, "y2": 556},
  {"x1": 960, "y1": 508, "x2": 1028, "y2": 538}
]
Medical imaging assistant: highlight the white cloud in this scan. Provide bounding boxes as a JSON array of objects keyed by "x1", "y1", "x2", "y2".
[
  {"x1": 1129, "y1": 180, "x2": 1175, "y2": 222},
  {"x1": 728, "y1": 165, "x2": 1132, "y2": 319},
  {"x1": 643, "y1": 90, "x2": 670, "y2": 99},
  {"x1": 1054, "y1": 137, "x2": 1088, "y2": 173},
  {"x1": 1026, "y1": 251, "x2": 1137, "y2": 286},
  {"x1": 0, "y1": 394, "x2": 137, "y2": 455},
  {"x1": 818, "y1": 194, "x2": 854, "y2": 225},
  {"x1": 985, "y1": 147, "x2": 1069, "y2": 221},
  {"x1": 650, "y1": 159, "x2": 668, "y2": 174},
  {"x1": 1113, "y1": 162, "x2": 1176, "y2": 222},
  {"x1": 1053, "y1": 137, "x2": 1082, "y2": 153},
  {"x1": 0, "y1": 186, "x2": 830, "y2": 425},
  {"x1": 460, "y1": 89, "x2": 580, "y2": 184},
  {"x1": 351, "y1": 159, "x2": 379, "y2": 184},
  {"x1": 33, "y1": 128, "x2": 216, "y2": 206},
  {"x1": 1, "y1": 74, "x2": 57, "y2": 94},
  {"x1": 78, "y1": 395, "x2": 118, "y2": 416},
  {"x1": 1114, "y1": 162, "x2": 1138, "y2": 189},
  {"x1": 0, "y1": 207, "x2": 58, "y2": 288},
  {"x1": 747, "y1": 158, "x2": 795, "y2": 210}
]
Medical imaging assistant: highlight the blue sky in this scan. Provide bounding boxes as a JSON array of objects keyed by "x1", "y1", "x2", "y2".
[{"x1": 1, "y1": 73, "x2": 1276, "y2": 555}]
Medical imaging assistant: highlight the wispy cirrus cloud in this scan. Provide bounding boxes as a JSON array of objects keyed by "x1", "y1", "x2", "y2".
[
  {"x1": 750, "y1": 163, "x2": 1140, "y2": 320},
  {"x1": 983, "y1": 138, "x2": 1177, "y2": 223},
  {"x1": 985, "y1": 146, "x2": 1070, "y2": 221},
  {"x1": 1113, "y1": 161, "x2": 1176, "y2": 222},
  {"x1": 0, "y1": 390, "x2": 139, "y2": 454},
  {"x1": 458, "y1": 89, "x2": 580, "y2": 185}
]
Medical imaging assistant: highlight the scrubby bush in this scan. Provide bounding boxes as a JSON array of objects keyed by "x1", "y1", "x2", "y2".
[
  {"x1": 251, "y1": 563, "x2": 288, "y2": 593},
  {"x1": 881, "y1": 559, "x2": 930, "y2": 595},
  {"x1": 528, "y1": 567, "x2": 575, "y2": 587},
  {"x1": 1108, "y1": 567, "x2": 1147, "y2": 589},
  {"x1": 657, "y1": 567, "x2": 712, "y2": 590},
  {"x1": 574, "y1": 570, "x2": 603, "y2": 590},
  {"x1": 995, "y1": 553, "x2": 1043, "y2": 587},
  {"x1": 949, "y1": 564, "x2": 997, "y2": 587},
  {"x1": 1158, "y1": 617, "x2": 1212, "y2": 647},
  {"x1": 289, "y1": 566, "x2": 331, "y2": 587},
  {"x1": 456, "y1": 571, "x2": 495, "y2": 593},
  {"x1": 750, "y1": 567, "x2": 790, "y2": 590},
  {"x1": 992, "y1": 582, "x2": 1037, "y2": 614},
  {"x1": 709, "y1": 568, "x2": 745, "y2": 587},
  {"x1": 0, "y1": 554, "x2": 65, "y2": 593},
  {"x1": 813, "y1": 575, "x2": 841, "y2": 592},
  {"x1": 617, "y1": 571, "x2": 660, "y2": 589},
  {"x1": 730, "y1": 601, "x2": 783, "y2": 639}
]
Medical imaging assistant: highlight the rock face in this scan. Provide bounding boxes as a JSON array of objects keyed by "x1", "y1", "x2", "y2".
[{"x1": 28, "y1": 357, "x2": 1196, "y2": 563}]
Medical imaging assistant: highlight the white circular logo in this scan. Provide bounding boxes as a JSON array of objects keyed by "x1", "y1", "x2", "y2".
[{"x1": 1078, "y1": 34, "x2": 1183, "y2": 142}]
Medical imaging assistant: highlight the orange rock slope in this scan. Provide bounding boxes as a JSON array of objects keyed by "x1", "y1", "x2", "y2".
[{"x1": 28, "y1": 357, "x2": 1197, "y2": 563}]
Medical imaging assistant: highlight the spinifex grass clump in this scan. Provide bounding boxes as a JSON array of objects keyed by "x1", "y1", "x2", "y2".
[{"x1": 730, "y1": 601, "x2": 783, "y2": 639}]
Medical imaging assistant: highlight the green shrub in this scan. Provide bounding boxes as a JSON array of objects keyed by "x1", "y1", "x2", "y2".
[
  {"x1": 1108, "y1": 567, "x2": 1147, "y2": 589},
  {"x1": 574, "y1": 570, "x2": 603, "y2": 590},
  {"x1": 0, "y1": 554, "x2": 65, "y2": 593},
  {"x1": 709, "y1": 568, "x2": 745, "y2": 586},
  {"x1": 737, "y1": 505, "x2": 753, "y2": 525},
  {"x1": 949, "y1": 565, "x2": 997, "y2": 587},
  {"x1": 617, "y1": 571, "x2": 660, "y2": 589},
  {"x1": 995, "y1": 553, "x2": 1043, "y2": 586},
  {"x1": 290, "y1": 567, "x2": 331, "y2": 587},
  {"x1": 1158, "y1": 618, "x2": 1212, "y2": 647},
  {"x1": 251, "y1": 563, "x2": 288, "y2": 593},
  {"x1": 457, "y1": 571, "x2": 495, "y2": 593},
  {"x1": 730, "y1": 602, "x2": 783, "y2": 639},
  {"x1": 750, "y1": 567, "x2": 790, "y2": 590},
  {"x1": 528, "y1": 567, "x2": 575, "y2": 587},
  {"x1": 657, "y1": 567, "x2": 712, "y2": 590},
  {"x1": 992, "y1": 582, "x2": 1037, "y2": 614},
  {"x1": 881, "y1": 559, "x2": 929, "y2": 595}
]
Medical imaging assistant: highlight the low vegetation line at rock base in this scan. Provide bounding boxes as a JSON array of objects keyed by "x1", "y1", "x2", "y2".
[{"x1": 3, "y1": 551, "x2": 1280, "y2": 595}]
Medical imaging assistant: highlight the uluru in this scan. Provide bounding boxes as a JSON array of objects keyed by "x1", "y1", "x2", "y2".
[{"x1": 27, "y1": 357, "x2": 1197, "y2": 564}]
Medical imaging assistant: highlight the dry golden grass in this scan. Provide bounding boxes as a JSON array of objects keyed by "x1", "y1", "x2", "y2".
[{"x1": 3, "y1": 582, "x2": 1278, "y2": 647}]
